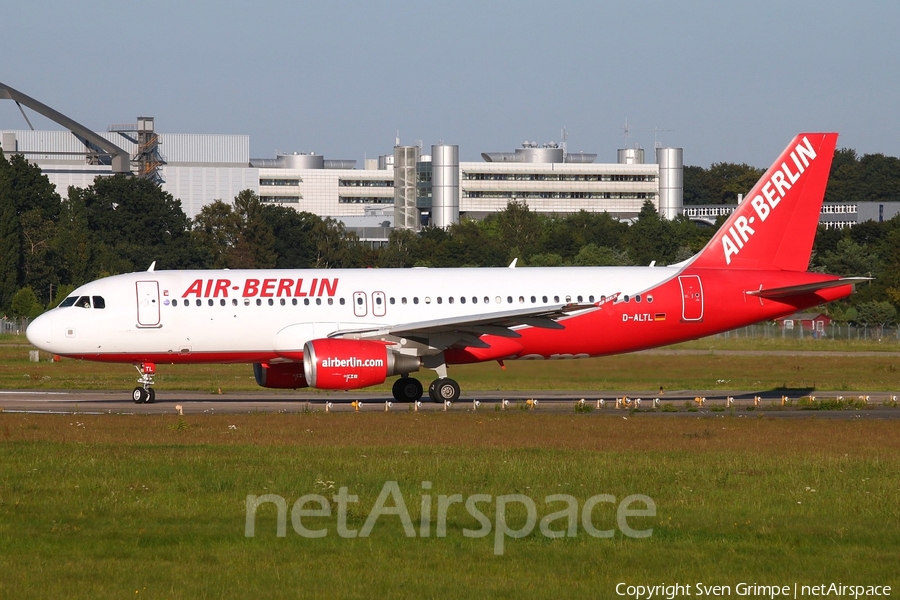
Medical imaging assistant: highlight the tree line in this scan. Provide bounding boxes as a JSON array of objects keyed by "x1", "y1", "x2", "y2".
[{"x1": 2, "y1": 148, "x2": 899, "y2": 326}]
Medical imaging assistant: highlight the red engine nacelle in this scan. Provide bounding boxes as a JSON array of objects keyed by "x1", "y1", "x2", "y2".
[
  {"x1": 253, "y1": 363, "x2": 309, "y2": 389},
  {"x1": 303, "y1": 338, "x2": 420, "y2": 390}
]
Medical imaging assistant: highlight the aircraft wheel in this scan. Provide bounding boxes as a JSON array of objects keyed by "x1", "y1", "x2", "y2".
[
  {"x1": 146, "y1": 388, "x2": 156, "y2": 404},
  {"x1": 428, "y1": 378, "x2": 460, "y2": 403},
  {"x1": 392, "y1": 377, "x2": 423, "y2": 402},
  {"x1": 132, "y1": 387, "x2": 147, "y2": 404}
]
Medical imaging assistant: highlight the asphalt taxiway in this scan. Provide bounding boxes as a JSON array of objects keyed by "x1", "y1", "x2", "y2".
[{"x1": 1, "y1": 388, "x2": 899, "y2": 419}]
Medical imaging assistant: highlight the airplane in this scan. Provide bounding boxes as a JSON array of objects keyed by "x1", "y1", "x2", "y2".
[{"x1": 26, "y1": 133, "x2": 867, "y2": 404}]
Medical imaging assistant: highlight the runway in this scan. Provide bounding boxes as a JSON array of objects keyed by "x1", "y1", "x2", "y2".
[{"x1": 1, "y1": 388, "x2": 898, "y2": 419}]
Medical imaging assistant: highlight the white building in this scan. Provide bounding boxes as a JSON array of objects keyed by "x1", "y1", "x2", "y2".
[
  {"x1": 1, "y1": 126, "x2": 684, "y2": 225},
  {"x1": 0, "y1": 128, "x2": 257, "y2": 218}
]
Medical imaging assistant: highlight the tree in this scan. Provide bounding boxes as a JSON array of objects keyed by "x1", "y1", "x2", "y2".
[
  {"x1": 263, "y1": 205, "x2": 322, "y2": 269},
  {"x1": 77, "y1": 175, "x2": 196, "y2": 274},
  {"x1": 625, "y1": 200, "x2": 679, "y2": 265},
  {"x1": 818, "y1": 238, "x2": 881, "y2": 277},
  {"x1": 53, "y1": 191, "x2": 93, "y2": 287},
  {"x1": 856, "y1": 300, "x2": 896, "y2": 336},
  {"x1": 10, "y1": 286, "x2": 43, "y2": 320},
  {"x1": 0, "y1": 151, "x2": 62, "y2": 308},
  {"x1": 231, "y1": 190, "x2": 276, "y2": 269},
  {"x1": 571, "y1": 244, "x2": 631, "y2": 266},
  {"x1": 483, "y1": 201, "x2": 544, "y2": 259},
  {"x1": 192, "y1": 200, "x2": 240, "y2": 269}
]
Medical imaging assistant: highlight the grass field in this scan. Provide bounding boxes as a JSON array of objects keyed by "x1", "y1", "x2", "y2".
[
  {"x1": 1, "y1": 412, "x2": 898, "y2": 598},
  {"x1": 4, "y1": 333, "x2": 900, "y2": 393}
]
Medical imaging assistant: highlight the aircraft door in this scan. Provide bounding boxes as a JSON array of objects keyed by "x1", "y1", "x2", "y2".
[
  {"x1": 678, "y1": 275, "x2": 704, "y2": 321},
  {"x1": 372, "y1": 291, "x2": 386, "y2": 317},
  {"x1": 136, "y1": 281, "x2": 161, "y2": 327},
  {"x1": 353, "y1": 291, "x2": 368, "y2": 317}
]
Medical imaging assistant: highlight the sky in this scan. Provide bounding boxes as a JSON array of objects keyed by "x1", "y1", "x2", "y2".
[{"x1": 2, "y1": 1, "x2": 899, "y2": 168}]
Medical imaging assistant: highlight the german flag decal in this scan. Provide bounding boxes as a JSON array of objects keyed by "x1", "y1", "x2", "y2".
[{"x1": 654, "y1": 313, "x2": 667, "y2": 321}]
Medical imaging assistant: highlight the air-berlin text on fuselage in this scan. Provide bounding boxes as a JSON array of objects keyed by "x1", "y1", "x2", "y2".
[
  {"x1": 181, "y1": 278, "x2": 339, "y2": 299},
  {"x1": 722, "y1": 135, "x2": 817, "y2": 265}
]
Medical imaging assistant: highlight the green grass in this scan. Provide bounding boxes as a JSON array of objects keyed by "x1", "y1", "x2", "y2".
[
  {"x1": 0, "y1": 413, "x2": 897, "y2": 598},
  {"x1": 4, "y1": 333, "x2": 900, "y2": 392}
]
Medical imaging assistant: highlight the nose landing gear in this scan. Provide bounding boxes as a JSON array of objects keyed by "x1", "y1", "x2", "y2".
[{"x1": 132, "y1": 362, "x2": 157, "y2": 403}]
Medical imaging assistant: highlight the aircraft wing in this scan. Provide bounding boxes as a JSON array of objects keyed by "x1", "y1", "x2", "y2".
[
  {"x1": 746, "y1": 277, "x2": 871, "y2": 299},
  {"x1": 329, "y1": 303, "x2": 597, "y2": 350}
]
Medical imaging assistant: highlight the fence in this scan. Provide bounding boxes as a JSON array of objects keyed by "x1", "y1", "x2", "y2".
[
  {"x1": 1, "y1": 317, "x2": 30, "y2": 336},
  {"x1": 713, "y1": 322, "x2": 900, "y2": 342}
]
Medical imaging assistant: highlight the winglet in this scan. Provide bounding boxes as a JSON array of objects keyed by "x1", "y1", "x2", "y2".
[
  {"x1": 147, "y1": 261, "x2": 156, "y2": 272},
  {"x1": 688, "y1": 133, "x2": 838, "y2": 271},
  {"x1": 508, "y1": 258, "x2": 518, "y2": 268}
]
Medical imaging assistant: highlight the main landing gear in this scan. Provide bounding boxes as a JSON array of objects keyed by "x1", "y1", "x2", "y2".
[
  {"x1": 132, "y1": 362, "x2": 156, "y2": 404},
  {"x1": 391, "y1": 352, "x2": 461, "y2": 404},
  {"x1": 390, "y1": 376, "x2": 461, "y2": 403}
]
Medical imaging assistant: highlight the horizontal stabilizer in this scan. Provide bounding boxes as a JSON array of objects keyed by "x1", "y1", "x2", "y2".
[{"x1": 746, "y1": 277, "x2": 870, "y2": 299}]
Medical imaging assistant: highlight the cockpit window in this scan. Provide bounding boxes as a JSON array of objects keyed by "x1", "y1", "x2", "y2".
[
  {"x1": 59, "y1": 296, "x2": 77, "y2": 308},
  {"x1": 92, "y1": 296, "x2": 106, "y2": 309},
  {"x1": 75, "y1": 296, "x2": 92, "y2": 309}
]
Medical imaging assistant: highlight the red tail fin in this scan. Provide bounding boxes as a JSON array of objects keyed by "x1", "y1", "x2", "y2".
[{"x1": 689, "y1": 133, "x2": 838, "y2": 271}]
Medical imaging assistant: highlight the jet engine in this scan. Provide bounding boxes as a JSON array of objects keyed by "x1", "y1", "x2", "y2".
[
  {"x1": 253, "y1": 362, "x2": 308, "y2": 389},
  {"x1": 303, "y1": 338, "x2": 420, "y2": 390}
]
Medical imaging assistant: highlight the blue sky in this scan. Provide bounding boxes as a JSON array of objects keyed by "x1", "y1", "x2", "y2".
[{"x1": 2, "y1": 1, "x2": 898, "y2": 167}]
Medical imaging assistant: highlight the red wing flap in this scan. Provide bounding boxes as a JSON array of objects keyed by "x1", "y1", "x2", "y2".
[{"x1": 746, "y1": 277, "x2": 870, "y2": 299}]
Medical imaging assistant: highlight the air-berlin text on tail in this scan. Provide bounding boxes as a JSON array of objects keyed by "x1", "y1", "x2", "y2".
[
  {"x1": 722, "y1": 135, "x2": 818, "y2": 265},
  {"x1": 181, "y1": 278, "x2": 339, "y2": 298}
]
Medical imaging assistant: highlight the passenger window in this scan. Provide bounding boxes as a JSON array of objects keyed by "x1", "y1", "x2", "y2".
[
  {"x1": 577, "y1": 295, "x2": 583, "y2": 302},
  {"x1": 589, "y1": 295, "x2": 594, "y2": 302},
  {"x1": 507, "y1": 296, "x2": 513, "y2": 304},
  {"x1": 495, "y1": 297, "x2": 501, "y2": 304},
  {"x1": 280, "y1": 298, "x2": 286, "y2": 306},
  {"x1": 647, "y1": 295, "x2": 654, "y2": 303},
  {"x1": 357, "y1": 297, "x2": 363, "y2": 305},
  {"x1": 92, "y1": 296, "x2": 105, "y2": 309},
  {"x1": 376, "y1": 297, "x2": 382, "y2": 305},
  {"x1": 530, "y1": 296, "x2": 536, "y2": 303},
  {"x1": 221, "y1": 299, "x2": 227, "y2": 306},
  {"x1": 208, "y1": 299, "x2": 214, "y2": 306},
  {"x1": 340, "y1": 298, "x2": 345, "y2": 305},
  {"x1": 565, "y1": 295, "x2": 571, "y2": 302},
  {"x1": 390, "y1": 298, "x2": 395, "y2": 305},
  {"x1": 473, "y1": 297, "x2": 478, "y2": 304},
  {"x1": 635, "y1": 295, "x2": 642, "y2": 303},
  {"x1": 304, "y1": 298, "x2": 310, "y2": 306},
  {"x1": 316, "y1": 298, "x2": 321, "y2": 305},
  {"x1": 449, "y1": 297, "x2": 454, "y2": 304},
  {"x1": 328, "y1": 298, "x2": 333, "y2": 305},
  {"x1": 244, "y1": 298, "x2": 251, "y2": 306},
  {"x1": 460, "y1": 297, "x2": 466, "y2": 304},
  {"x1": 292, "y1": 298, "x2": 297, "y2": 306},
  {"x1": 542, "y1": 296, "x2": 548, "y2": 303},
  {"x1": 623, "y1": 295, "x2": 630, "y2": 303},
  {"x1": 437, "y1": 297, "x2": 442, "y2": 304},
  {"x1": 554, "y1": 296, "x2": 560, "y2": 303},
  {"x1": 234, "y1": 299, "x2": 239, "y2": 306},
  {"x1": 425, "y1": 297, "x2": 431, "y2": 304},
  {"x1": 59, "y1": 297, "x2": 77, "y2": 308},
  {"x1": 172, "y1": 299, "x2": 178, "y2": 307},
  {"x1": 256, "y1": 299, "x2": 262, "y2": 306},
  {"x1": 485, "y1": 297, "x2": 490, "y2": 304},
  {"x1": 402, "y1": 297, "x2": 408, "y2": 305},
  {"x1": 196, "y1": 299, "x2": 202, "y2": 307}
]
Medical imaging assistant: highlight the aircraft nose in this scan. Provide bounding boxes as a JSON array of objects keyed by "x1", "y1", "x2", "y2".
[{"x1": 26, "y1": 313, "x2": 52, "y2": 350}]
